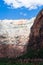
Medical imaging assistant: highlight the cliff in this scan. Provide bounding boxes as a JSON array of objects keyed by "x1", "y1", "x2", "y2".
[
  {"x1": 0, "y1": 9, "x2": 43, "y2": 58},
  {"x1": 0, "y1": 19, "x2": 34, "y2": 58},
  {"x1": 27, "y1": 9, "x2": 43, "y2": 49}
]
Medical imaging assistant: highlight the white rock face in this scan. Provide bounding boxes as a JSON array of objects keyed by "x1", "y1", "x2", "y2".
[{"x1": 0, "y1": 18, "x2": 35, "y2": 45}]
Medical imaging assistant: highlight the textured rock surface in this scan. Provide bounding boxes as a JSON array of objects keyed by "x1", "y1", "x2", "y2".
[
  {"x1": 0, "y1": 44, "x2": 27, "y2": 58},
  {"x1": 27, "y1": 9, "x2": 43, "y2": 49},
  {"x1": 0, "y1": 33, "x2": 27, "y2": 58},
  {"x1": 1, "y1": 8, "x2": 43, "y2": 58},
  {"x1": 0, "y1": 19, "x2": 34, "y2": 58}
]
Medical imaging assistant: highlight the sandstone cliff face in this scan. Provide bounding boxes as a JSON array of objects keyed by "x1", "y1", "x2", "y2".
[
  {"x1": 0, "y1": 19, "x2": 34, "y2": 58},
  {"x1": 0, "y1": 9, "x2": 43, "y2": 58},
  {"x1": 28, "y1": 9, "x2": 43, "y2": 49},
  {"x1": 0, "y1": 18, "x2": 35, "y2": 58},
  {"x1": 0, "y1": 44, "x2": 26, "y2": 58}
]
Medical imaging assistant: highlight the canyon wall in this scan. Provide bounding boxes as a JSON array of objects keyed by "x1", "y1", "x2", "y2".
[{"x1": 0, "y1": 18, "x2": 34, "y2": 58}]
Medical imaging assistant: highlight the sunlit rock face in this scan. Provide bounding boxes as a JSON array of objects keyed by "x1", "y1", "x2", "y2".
[
  {"x1": 27, "y1": 9, "x2": 43, "y2": 49},
  {"x1": 0, "y1": 19, "x2": 34, "y2": 45},
  {"x1": 0, "y1": 18, "x2": 35, "y2": 58}
]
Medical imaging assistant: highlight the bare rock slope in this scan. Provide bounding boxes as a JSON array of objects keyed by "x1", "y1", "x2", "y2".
[
  {"x1": 0, "y1": 19, "x2": 34, "y2": 58},
  {"x1": 0, "y1": 9, "x2": 43, "y2": 58},
  {"x1": 27, "y1": 9, "x2": 43, "y2": 49}
]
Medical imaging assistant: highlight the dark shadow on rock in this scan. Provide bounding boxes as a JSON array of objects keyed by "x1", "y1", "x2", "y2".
[{"x1": 27, "y1": 9, "x2": 43, "y2": 58}]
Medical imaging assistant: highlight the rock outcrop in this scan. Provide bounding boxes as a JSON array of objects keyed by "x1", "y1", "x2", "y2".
[
  {"x1": 0, "y1": 44, "x2": 27, "y2": 58},
  {"x1": 27, "y1": 9, "x2": 43, "y2": 49},
  {"x1": 0, "y1": 18, "x2": 34, "y2": 58},
  {"x1": 0, "y1": 9, "x2": 43, "y2": 58}
]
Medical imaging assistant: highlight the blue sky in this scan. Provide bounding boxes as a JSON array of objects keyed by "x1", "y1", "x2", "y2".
[{"x1": 0, "y1": 0, "x2": 43, "y2": 20}]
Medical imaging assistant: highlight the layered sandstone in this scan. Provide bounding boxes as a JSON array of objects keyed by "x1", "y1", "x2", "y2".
[{"x1": 0, "y1": 19, "x2": 34, "y2": 58}]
